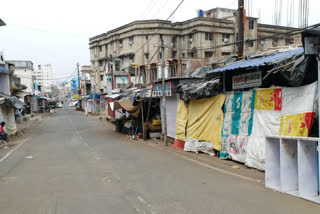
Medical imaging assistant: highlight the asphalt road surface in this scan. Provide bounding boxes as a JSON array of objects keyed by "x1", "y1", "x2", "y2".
[{"x1": 0, "y1": 106, "x2": 319, "y2": 214}]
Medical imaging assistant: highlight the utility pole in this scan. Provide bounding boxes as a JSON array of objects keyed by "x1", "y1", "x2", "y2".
[
  {"x1": 76, "y1": 62, "x2": 82, "y2": 109},
  {"x1": 238, "y1": 0, "x2": 245, "y2": 59},
  {"x1": 161, "y1": 38, "x2": 168, "y2": 146}
]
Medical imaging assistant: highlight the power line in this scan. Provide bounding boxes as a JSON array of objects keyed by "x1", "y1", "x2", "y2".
[{"x1": 133, "y1": 0, "x2": 185, "y2": 55}]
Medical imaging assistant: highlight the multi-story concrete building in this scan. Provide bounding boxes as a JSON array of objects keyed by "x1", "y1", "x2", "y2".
[
  {"x1": 89, "y1": 7, "x2": 301, "y2": 92},
  {"x1": 34, "y1": 64, "x2": 53, "y2": 88},
  {"x1": 80, "y1": 65, "x2": 93, "y2": 96},
  {"x1": 7, "y1": 60, "x2": 35, "y2": 95}
]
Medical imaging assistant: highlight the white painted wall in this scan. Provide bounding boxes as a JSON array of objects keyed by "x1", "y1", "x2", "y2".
[{"x1": 14, "y1": 68, "x2": 34, "y2": 94}]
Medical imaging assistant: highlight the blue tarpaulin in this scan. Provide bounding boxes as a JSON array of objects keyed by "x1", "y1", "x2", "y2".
[{"x1": 208, "y1": 48, "x2": 304, "y2": 74}]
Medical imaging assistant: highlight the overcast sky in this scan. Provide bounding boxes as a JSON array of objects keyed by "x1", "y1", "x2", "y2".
[{"x1": 0, "y1": 0, "x2": 319, "y2": 81}]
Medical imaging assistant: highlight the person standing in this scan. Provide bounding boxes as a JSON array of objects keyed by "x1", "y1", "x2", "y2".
[{"x1": 0, "y1": 122, "x2": 8, "y2": 142}]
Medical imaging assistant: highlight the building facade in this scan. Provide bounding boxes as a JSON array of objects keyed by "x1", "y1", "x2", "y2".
[
  {"x1": 34, "y1": 64, "x2": 53, "y2": 88},
  {"x1": 7, "y1": 60, "x2": 35, "y2": 95},
  {"x1": 89, "y1": 7, "x2": 302, "y2": 92}
]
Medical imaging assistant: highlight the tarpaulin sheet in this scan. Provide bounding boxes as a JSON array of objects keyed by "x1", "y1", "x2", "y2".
[
  {"x1": 0, "y1": 104, "x2": 17, "y2": 135},
  {"x1": 175, "y1": 99, "x2": 188, "y2": 141},
  {"x1": 187, "y1": 94, "x2": 226, "y2": 151},
  {"x1": 246, "y1": 82, "x2": 317, "y2": 170},
  {"x1": 221, "y1": 90, "x2": 255, "y2": 162},
  {"x1": 0, "y1": 92, "x2": 24, "y2": 109},
  {"x1": 118, "y1": 99, "x2": 141, "y2": 118}
]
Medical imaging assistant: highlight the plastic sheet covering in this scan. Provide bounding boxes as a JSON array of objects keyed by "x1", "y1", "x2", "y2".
[
  {"x1": 220, "y1": 90, "x2": 255, "y2": 162},
  {"x1": 0, "y1": 92, "x2": 24, "y2": 109},
  {"x1": 276, "y1": 55, "x2": 317, "y2": 87},
  {"x1": 177, "y1": 79, "x2": 221, "y2": 103},
  {"x1": 0, "y1": 104, "x2": 17, "y2": 135},
  {"x1": 187, "y1": 94, "x2": 226, "y2": 151},
  {"x1": 184, "y1": 137, "x2": 214, "y2": 155},
  {"x1": 175, "y1": 99, "x2": 188, "y2": 141},
  {"x1": 118, "y1": 99, "x2": 141, "y2": 118},
  {"x1": 246, "y1": 82, "x2": 317, "y2": 170}
]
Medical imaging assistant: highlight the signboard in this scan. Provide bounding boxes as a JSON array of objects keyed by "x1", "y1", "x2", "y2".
[
  {"x1": 152, "y1": 82, "x2": 172, "y2": 97},
  {"x1": 232, "y1": 71, "x2": 261, "y2": 89}
]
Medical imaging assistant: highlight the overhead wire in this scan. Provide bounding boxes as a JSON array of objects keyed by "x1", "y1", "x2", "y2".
[{"x1": 133, "y1": 0, "x2": 185, "y2": 55}]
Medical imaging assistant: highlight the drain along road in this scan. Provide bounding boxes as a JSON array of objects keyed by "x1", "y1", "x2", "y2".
[{"x1": 0, "y1": 107, "x2": 319, "y2": 214}]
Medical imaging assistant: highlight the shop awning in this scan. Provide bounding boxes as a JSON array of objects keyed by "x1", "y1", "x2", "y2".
[
  {"x1": 0, "y1": 92, "x2": 25, "y2": 109},
  {"x1": 117, "y1": 99, "x2": 141, "y2": 117}
]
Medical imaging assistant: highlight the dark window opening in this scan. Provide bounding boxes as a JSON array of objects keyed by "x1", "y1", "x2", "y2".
[
  {"x1": 205, "y1": 32, "x2": 213, "y2": 41},
  {"x1": 249, "y1": 20, "x2": 255, "y2": 30},
  {"x1": 222, "y1": 52, "x2": 231, "y2": 56},
  {"x1": 172, "y1": 51, "x2": 177, "y2": 58},
  {"x1": 222, "y1": 34, "x2": 230, "y2": 42},
  {"x1": 205, "y1": 51, "x2": 213, "y2": 58},
  {"x1": 188, "y1": 52, "x2": 194, "y2": 58},
  {"x1": 100, "y1": 75, "x2": 103, "y2": 81}
]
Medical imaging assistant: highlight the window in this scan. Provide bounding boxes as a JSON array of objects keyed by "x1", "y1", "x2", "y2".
[
  {"x1": 222, "y1": 52, "x2": 231, "y2": 56},
  {"x1": 182, "y1": 53, "x2": 185, "y2": 58},
  {"x1": 205, "y1": 51, "x2": 213, "y2": 58},
  {"x1": 145, "y1": 53, "x2": 149, "y2": 60},
  {"x1": 189, "y1": 34, "x2": 193, "y2": 39},
  {"x1": 222, "y1": 33, "x2": 230, "y2": 41},
  {"x1": 285, "y1": 37, "x2": 294, "y2": 45},
  {"x1": 272, "y1": 39, "x2": 278, "y2": 47},
  {"x1": 100, "y1": 75, "x2": 104, "y2": 81},
  {"x1": 248, "y1": 41, "x2": 254, "y2": 47},
  {"x1": 249, "y1": 20, "x2": 255, "y2": 30},
  {"x1": 100, "y1": 89, "x2": 103, "y2": 93},
  {"x1": 99, "y1": 61, "x2": 103, "y2": 66},
  {"x1": 159, "y1": 52, "x2": 162, "y2": 60},
  {"x1": 188, "y1": 52, "x2": 194, "y2": 58},
  {"x1": 119, "y1": 39, "x2": 123, "y2": 45},
  {"x1": 145, "y1": 35, "x2": 149, "y2": 40},
  {"x1": 172, "y1": 51, "x2": 177, "y2": 58},
  {"x1": 99, "y1": 46, "x2": 102, "y2": 52},
  {"x1": 205, "y1": 32, "x2": 213, "y2": 41},
  {"x1": 222, "y1": 34, "x2": 230, "y2": 41},
  {"x1": 129, "y1": 36, "x2": 134, "y2": 44}
]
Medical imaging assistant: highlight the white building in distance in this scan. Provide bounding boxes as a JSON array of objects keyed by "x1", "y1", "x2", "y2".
[{"x1": 34, "y1": 64, "x2": 53, "y2": 88}]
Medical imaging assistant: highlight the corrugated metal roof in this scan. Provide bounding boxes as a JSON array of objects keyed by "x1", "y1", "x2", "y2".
[{"x1": 208, "y1": 48, "x2": 304, "y2": 74}]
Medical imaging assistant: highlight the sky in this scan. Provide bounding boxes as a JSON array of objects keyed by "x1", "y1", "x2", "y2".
[{"x1": 0, "y1": 0, "x2": 319, "y2": 81}]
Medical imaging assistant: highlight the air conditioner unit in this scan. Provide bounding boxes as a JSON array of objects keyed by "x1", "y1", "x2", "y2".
[
  {"x1": 189, "y1": 38, "x2": 193, "y2": 43},
  {"x1": 128, "y1": 41, "x2": 133, "y2": 45},
  {"x1": 223, "y1": 38, "x2": 229, "y2": 43}
]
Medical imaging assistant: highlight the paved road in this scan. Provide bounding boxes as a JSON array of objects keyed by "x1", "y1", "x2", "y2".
[{"x1": 0, "y1": 107, "x2": 319, "y2": 214}]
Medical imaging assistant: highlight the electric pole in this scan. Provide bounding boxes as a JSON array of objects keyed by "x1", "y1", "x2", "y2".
[
  {"x1": 76, "y1": 62, "x2": 82, "y2": 109},
  {"x1": 161, "y1": 38, "x2": 168, "y2": 146},
  {"x1": 238, "y1": 0, "x2": 245, "y2": 59}
]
